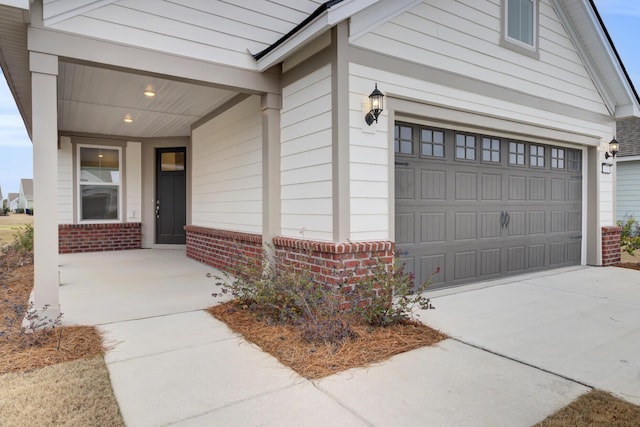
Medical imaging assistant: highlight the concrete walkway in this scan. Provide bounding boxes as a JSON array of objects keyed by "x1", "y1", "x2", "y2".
[{"x1": 58, "y1": 251, "x2": 640, "y2": 426}]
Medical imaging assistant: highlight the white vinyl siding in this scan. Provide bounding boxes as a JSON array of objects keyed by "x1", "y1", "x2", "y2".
[
  {"x1": 351, "y1": 0, "x2": 607, "y2": 115},
  {"x1": 616, "y1": 161, "x2": 640, "y2": 222},
  {"x1": 281, "y1": 64, "x2": 333, "y2": 241},
  {"x1": 57, "y1": 136, "x2": 73, "y2": 224},
  {"x1": 45, "y1": 0, "x2": 323, "y2": 70},
  {"x1": 191, "y1": 96, "x2": 262, "y2": 233},
  {"x1": 125, "y1": 141, "x2": 142, "y2": 222}
]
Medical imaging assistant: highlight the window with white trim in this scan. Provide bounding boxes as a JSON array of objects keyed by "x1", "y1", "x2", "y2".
[
  {"x1": 78, "y1": 146, "x2": 121, "y2": 221},
  {"x1": 502, "y1": 0, "x2": 538, "y2": 57}
]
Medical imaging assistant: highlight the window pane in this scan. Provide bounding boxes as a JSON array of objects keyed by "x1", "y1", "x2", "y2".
[
  {"x1": 456, "y1": 147, "x2": 465, "y2": 159},
  {"x1": 161, "y1": 152, "x2": 185, "y2": 171},
  {"x1": 433, "y1": 131, "x2": 444, "y2": 143},
  {"x1": 422, "y1": 144, "x2": 433, "y2": 156},
  {"x1": 401, "y1": 140, "x2": 413, "y2": 154},
  {"x1": 483, "y1": 151, "x2": 491, "y2": 161},
  {"x1": 421, "y1": 129, "x2": 432, "y2": 142},
  {"x1": 401, "y1": 126, "x2": 412, "y2": 140},
  {"x1": 81, "y1": 185, "x2": 118, "y2": 220},
  {"x1": 433, "y1": 145, "x2": 444, "y2": 157},
  {"x1": 492, "y1": 152, "x2": 500, "y2": 162},
  {"x1": 80, "y1": 147, "x2": 119, "y2": 183},
  {"x1": 508, "y1": 0, "x2": 534, "y2": 45}
]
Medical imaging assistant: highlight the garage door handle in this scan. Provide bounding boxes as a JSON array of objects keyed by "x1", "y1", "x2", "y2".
[
  {"x1": 397, "y1": 250, "x2": 410, "y2": 256},
  {"x1": 505, "y1": 212, "x2": 510, "y2": 228},
  {"x1": 395, "y1": 161, "x2": 410, "y2": 166},
  {"x1": 500, "y1": 211, "x2": 506, "y2": 229}
]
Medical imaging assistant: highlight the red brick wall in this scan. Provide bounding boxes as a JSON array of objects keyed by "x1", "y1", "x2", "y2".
[
  {"x1": 58, "y1": 223, "x2": 142, "y2": 254},
  {"x1": 184, "y1": 225, "x2": 263, "y2": 273},
  {"x1": 602, "y1": 226, "x2": 622, "y2": 266}
]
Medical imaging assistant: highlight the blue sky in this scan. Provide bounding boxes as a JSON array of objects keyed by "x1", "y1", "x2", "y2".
[{"x1": 0, "y1": 1, "x2": 639, "y2": 199}]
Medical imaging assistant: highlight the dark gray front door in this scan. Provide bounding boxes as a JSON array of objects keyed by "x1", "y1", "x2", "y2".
[
  {"x1": 395, "y1": 123, "x2": 582, "y2": 290},
  {"x1": 156, "y1": 147, "x2": 186, "y2": 244}
]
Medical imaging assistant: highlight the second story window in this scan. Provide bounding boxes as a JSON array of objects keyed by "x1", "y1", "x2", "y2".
[{"x1": 502, "y1": 0, "x2": 539, "y2": 57}]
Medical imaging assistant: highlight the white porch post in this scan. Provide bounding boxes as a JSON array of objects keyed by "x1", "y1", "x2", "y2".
[
  {"x1": 261, "y1": 93, "x2": 282, "y2": 245},
  {"x1": 30, "y1": 52, "x2": 60, "y2": 321}
]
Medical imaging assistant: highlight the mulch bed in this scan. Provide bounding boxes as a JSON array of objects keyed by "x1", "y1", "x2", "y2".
[
  {"x1": 207, "y1": 302, "x2": 447, "y2": 379},
  {"x1": 615, "y1": 262, "x2": 640, "y2": 271},
  {"x1": 0, "y1": 247, "x2": 105, "y2": 375}
]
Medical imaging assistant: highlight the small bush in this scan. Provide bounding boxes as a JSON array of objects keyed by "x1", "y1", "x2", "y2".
[
  {"x1": 12, "y1": 224, "x2": 34, "y2": 254},
  {"x1": 211, "y1": 246, "x2": 435, "y2": 345},
  {"x1": 617, "y1": 216, "x2": 640, "y2": 255}
]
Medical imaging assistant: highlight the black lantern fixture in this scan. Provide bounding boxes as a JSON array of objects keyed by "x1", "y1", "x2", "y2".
[
  {"x1": 365, "y1": 83, "x2": 384, "y2": 125},
  {"x1": 604, "y1": 137, "x2": 619, "y2": 160}
]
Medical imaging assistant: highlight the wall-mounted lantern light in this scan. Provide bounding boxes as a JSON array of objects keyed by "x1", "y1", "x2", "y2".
[
  {"x1": 364, "y1": 83, "x2": 384, "y2": 125},
  {"x1": 604, "y1": 137, "x2": 619, "y2": 160}
]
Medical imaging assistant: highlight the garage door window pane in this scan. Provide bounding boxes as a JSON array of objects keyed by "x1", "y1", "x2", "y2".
[
  {"x1": 530, "y1": 145, "x2": 545, "y2": 168},
  {"x1": 456, "y1": 134, "x2": 475, "y2": 160},
  {"x1": 421, "y1": 129, "x2": 444, "y2": 158},
  {"x1": 395, "y1": 125, "x2": 413, "y2": 155},
  {"x1": 482, "y1": 138, "x2": 500, "y2": 162},
  {"x1": 509, "y1": 142, "x2": 525, "y2": 165},
  {"x1": 567, "y1": 150, "x2": 581, "y2": 171},
  {"x1": 551, "y1": 148, "x2": 565, "y2": 169}
]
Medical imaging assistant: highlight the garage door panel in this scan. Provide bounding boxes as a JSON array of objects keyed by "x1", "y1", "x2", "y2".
[
  {"x1": 508, "y1": 175, "x2": 526, "y2": 200},
  {"x1": 567, "y1": 241, "x2": 581, "y2": 262},
  {"x1": 529, "y1": 177, "x2": 546, "y2": 200},
  {"x1": 455, "y1": 212, "x2": 477, "y2": 240},
  {"x1": 528, "y1": 211, "x2": 545, "y2": 234},
  {"x1": 550, "y1": 243, "x2": 566, "y2": 264},
  {"x1": 420, "y1": 213, "x2": 446, "y2": 243},
  {"x1": 528, "y1": 244, "x2": 545, "y2": 268},
  {"x1": 455, "y1": 172, "x2": 477, "y2": 200},
  {"x1": 567, "y1": 211, "x2": 581, "y2": 232},
  {"x1": 421, "y1": 170, "x2": 446, "y2": 200},
  {"x1": 481, "y1": 174, "x2": 502, "y2": 200},
  {"x1": 420, "y1": 255, "x2": 445, "y2": 287},
  {"x1": 507, "y1": 246, "x2": 526, "y2": 272},
  {"x1": 568, "y1": 179, "x2": 581, "y2": 201},
  {"x1": 551, "y1": 211, "x2": 565, "y2": 233},
  {"x1": 395, "y1": 168, "x2": 415, "y2": 199},
  {"x1": 507, "y1": 211, "x2": 526, "y2": 236},
  {"x1": 395, "y1": 213, "x2": 414, "y2": 244},
  {"x1": 454, "y1": 251, "x2": 477, "y2": 280},
  {"x1": 481, "y1": 212, "x2": 502, "y2": 238},
  {"x1": 481, "y1": 248, "x2": 501, "y2": 276},
  {"x1": 551, "y1": 178, "x2": 566, "y2": 200}
]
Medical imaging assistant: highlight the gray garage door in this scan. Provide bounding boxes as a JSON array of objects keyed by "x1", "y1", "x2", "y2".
[{"x1": 395, "y1": 122, "x2": 582, "y2": 290}]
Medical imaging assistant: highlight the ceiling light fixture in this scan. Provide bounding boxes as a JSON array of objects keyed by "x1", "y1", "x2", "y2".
[
  {"x1": 124, "y1": 114, "x2": 133, "y2": 123},
  {"x1": 144, "y1": 85, "x2": 156, "y2": 97}
]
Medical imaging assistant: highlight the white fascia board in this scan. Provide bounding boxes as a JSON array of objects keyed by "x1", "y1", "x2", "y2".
[
  {"x1": 0, "y1": 0, "x2": 29, "y2": 10},
  {"x1": 349, "y1": 0, "x2": 422, "y2": 42},
  {"x1": 255, "y1": 0, "x2": 380, "y2": 72}
]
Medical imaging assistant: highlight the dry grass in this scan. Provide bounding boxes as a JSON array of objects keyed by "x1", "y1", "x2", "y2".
[
  {"x1": 0, "y1": 246, "x2": 123, "y2": 426},
  {"x1": 535, "y1": 390, "x2": 640, "y2": 426},
  {"x1": 0, "y1": 356, "x2": 124, "y2": 427},
  {"x1": 208, "y1": 302, "x2": 447, "y2": 379},
  {"x1": 0, "y1": 213, "x2": 34, "y2": 247}
]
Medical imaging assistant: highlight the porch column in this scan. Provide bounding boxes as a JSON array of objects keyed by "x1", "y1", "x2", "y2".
[
  {"x1": 261, "y1": 93, "x2": 281, "y2": 245},
  {"x1": 30, "y1": 52, "x2": 60, "y2": 321}
]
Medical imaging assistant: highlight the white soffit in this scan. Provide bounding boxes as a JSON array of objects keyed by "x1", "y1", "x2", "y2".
[{"x1": 254, "y1": 0, "x2": 381, "y2": 72}]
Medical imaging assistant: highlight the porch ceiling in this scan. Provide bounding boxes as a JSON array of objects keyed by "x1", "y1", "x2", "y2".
[{"x1": 58, "y1": 62, "x2": 238, "y2": 138}]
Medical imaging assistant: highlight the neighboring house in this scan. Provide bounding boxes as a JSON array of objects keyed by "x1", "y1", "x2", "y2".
[
  {"x1": 0, "y1": 0, "x2": 638, "y2": 320},
  {"x1": 615, "y1": 117, "x2": 640, "y2": 222},
  {"x1": 8, "y1": 193, "x2": 19, "y2": 212},
  {"x1": 18, "y1": 178, "x2": 33, "y2": 211}
]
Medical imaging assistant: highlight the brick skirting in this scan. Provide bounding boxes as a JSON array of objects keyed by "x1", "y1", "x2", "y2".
[
  {"x1": 58, "y1": 223, "x2": 142, "y2": 254},
  {"x1": 184, "y1": 225, "x2": 263, "y2": 273},
  {"x1": 601, "y1": 226, "x2": 622, "y2": 266}
]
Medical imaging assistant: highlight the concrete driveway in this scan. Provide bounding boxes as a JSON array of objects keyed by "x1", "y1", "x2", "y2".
[{"x1": 421, "y1": 265, "x2": 640, "y2": 405}]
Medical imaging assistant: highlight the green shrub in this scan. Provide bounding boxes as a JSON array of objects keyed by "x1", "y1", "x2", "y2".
[{"x1": 617, "y1": 216, "x2": 640, "y2": 255}]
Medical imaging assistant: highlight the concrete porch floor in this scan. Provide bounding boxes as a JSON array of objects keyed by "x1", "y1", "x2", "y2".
[{"x1": 59, "y1": 248, "x2": 224, "y2": 326}]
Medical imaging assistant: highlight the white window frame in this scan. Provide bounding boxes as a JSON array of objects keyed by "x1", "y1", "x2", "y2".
[
  {"x1": 77, "y1": 144, "x2": 123, "y2": 223},
  {"x1": 501, "y1": 0, "x2": 539, "y2": 59}
]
